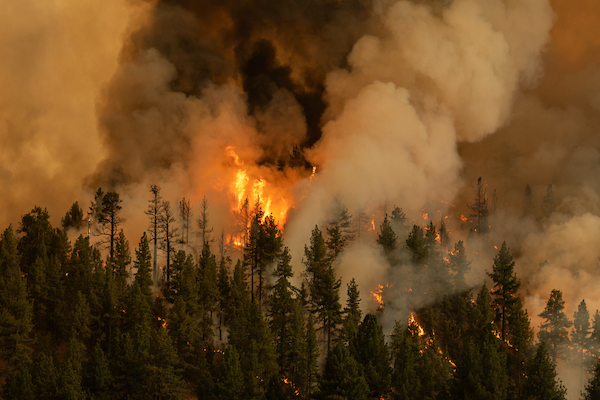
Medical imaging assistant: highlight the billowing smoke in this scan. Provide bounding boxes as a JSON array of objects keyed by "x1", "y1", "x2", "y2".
[{"x1": 4, "y1": 0, "x2": 600, "y2": 396}]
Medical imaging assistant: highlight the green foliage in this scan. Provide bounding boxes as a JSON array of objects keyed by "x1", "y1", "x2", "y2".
[
  {"x1": 340, "y1": 278, "x2": 361, "y2": 342},
  {"x1": 318, "y1": 342, "x2": 369, "y2": 400},
  {"x1": 214, "y1": 345, "x2": 245, "y2": 400},
  {"x1": 538, "y1": 289, "x2": 572, "y2": 363},
  {"x1": 488, "y1": 242, "x2": 521, "y2": 341},
  {"x1": 583, "y1": 357, "x2": 600, "y2": 400},
  {"x1": 522, "y1": 343, "x2": 566, "y2": 400},
  {"x1": 0, "y1": 226, "x2": 33, "y2": 366},
  {"x1": 377, "y1": 214, "x2": 397, "y2": 263},
  {"x1": 62, "y1": 201, "x2": 86, "y2": 231},
  {"x1": 350, "y1": 314, "x2": 391, "y2": 399}
]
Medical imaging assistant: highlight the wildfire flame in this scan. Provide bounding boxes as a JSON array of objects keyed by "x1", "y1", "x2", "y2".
[
  {"x1": 408, "y1": 312, "x2": 425, "y2": 337},
  {"x1": 371, "y1": 284, "x2": 384, "y2": 308},
  {"x1": 225, "y1": 146, "x2": 293, "y2": 225}
]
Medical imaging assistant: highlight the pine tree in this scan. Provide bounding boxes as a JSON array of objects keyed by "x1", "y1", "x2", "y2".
[
  {"x1": 214, "y1": 345, "x2": 244, "y2": 400},
  {"x1": 325, "y1": 198, "x2": 354, "y2": 261},
  {"x1": 377, "y1": 214, "x2": 397, "y2": 262},
  {"x1": 538, "y1": 289, "x2": 572, "y2": 363},
  {"x1": 468, "y1": 177, "x2": 489, "y2": 234},
  {"x1": 31, "y1": 353, "x2": 59, "y2": 400},
  {"x1": 449, "y1": 240, "x2": 470, "y2": 292},
  {"x1": 113, "y1": 230, "x2": 131, "y2": 299},
  {"x1": 572, "y1": 299, "x2": 591, "y2": 394},
  {"x1": 83, "y1": 343, "x2": 113, "y2": 400},
  {"x1": 340, "y1": 278, "x2": 362, "y2": 343},
  {"x1": 196, "y1": 196, "x2": 213, "y2": 249},
  {"x1": 583, "y1": 357, "x2": 600, "y2": 400},
  {"x1": 318, "y1": 342, "x2": 369, "y2": 400},
  {"x1": 198, "y1": 243, "x2": 218, "y2": 342},
  {"x1": 487, "y1": 242, "x2": 521, "y2": 342},
  {"x1": 94, "y1": 190, "x2": 125, "y2": 262},
  {"x1": 268, "y1": 247, "x2": 301, "y2": 375},
  {"x1": 405, "y1": 225, "x2": 427, "y2": 267},
  {"x1": 350, "y1": 314, "x2": 391, "y2": 399},
  {"x1": 0, "y1": 226, "x2": 33, "y2": 366},
  {"x1": 133, "y1": 233, "x2": 153, "y2": 305},
  {"x1": 522, "y1": 343, "x2": 567, "y2": 400},
  {"x1": 159, "y1": 200, "x2": 179, "y2": 284},
  {"x1": 3, "y1": 362, "x2": 35, "y2": 400},
  {"x1": 145, "y1": 184, "x2": 163, "y2": 284},
  {"x1": 62, "y1": 201, "x2": 86, "y2": 231},
  {"x1": 178, "y1": 197, "x2": 192, "y2": 253}
]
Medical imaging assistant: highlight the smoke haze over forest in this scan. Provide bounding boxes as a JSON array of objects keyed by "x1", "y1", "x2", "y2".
[{"x1": 3, "y1": 0, "x2": 600, "y2": 395}]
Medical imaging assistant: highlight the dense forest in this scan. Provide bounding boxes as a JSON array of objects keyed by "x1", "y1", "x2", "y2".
[{"x1": 2, "y1": 184, "x2": 600, "y2": 400}]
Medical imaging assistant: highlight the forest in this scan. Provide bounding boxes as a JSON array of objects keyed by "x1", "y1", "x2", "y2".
[{"x1": 1, "y1": 183, "x2": 600, "y2": 400}]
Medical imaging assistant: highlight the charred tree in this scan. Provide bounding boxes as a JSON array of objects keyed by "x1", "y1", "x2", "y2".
[
  {"x1": 144, "y1": 185, "x2": 162, "y2": 284},
  {"x1": 468, "y1": 177, "x2": 489, "y2": 235}
]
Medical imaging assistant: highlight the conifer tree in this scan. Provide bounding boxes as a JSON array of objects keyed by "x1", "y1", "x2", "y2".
[
  {"x1": 318, "y1": 342, "x2": 369, "y2": 400},
  {"x1": 522, "y1": 343, "x2": 567, "y2": 400},
  {"x1": 572, "y1": 299, "x2": 591, "y2": 393},
  {"x1": 538, "y1": 289, "x2": 572, "y2": 363},
  {"x1": 268, "y1": 247, "x2": 300, "y2": 375},
  {"x1": 83, "y1": 343, "x2": 113, "y2": 400},
  {"x1": 159, "y1": 200, "x2": 179, "y2": 284},
  {"x1": 340, "y1": 278, "x2": 362, "y2": 343},
  {"x1": 583, "y1": 357, "x2": 600, "y2": 400},
  {"x1": 94, "y1": 190, "x2": 125, "y2": 261},
  {"x1": 325, "y1": 199, "x2": 354, "y2": 261},
  {"x1": 62, "y1": 201, "x2": 86, "y2": 231},
  {"x1": 0, "y1": 226, "x2": 33, "y2": 366},
  {"x1": 468, "y1": 177, "x2": 489, "y2": 234},
  {"x1": 214, "y1": 345, "x2": 244, "y2": 400},
  {"x1": 145, "y1": 185, "x2": 162, "y2": 283},
  {"x1": 377, "y1": 214, "x2": 397, "y2": 262},
  {"x1": 350, "y1": 314, "x2": 391, "y2": 399},
  {"x1": 449, "y1": 240, "x2": 470, "y2": 292},
  {"x1": 133, "y1": 233, "x2": 153, "y2": 305},
  {"x1": 405, "y1": 225, "x2": 427, "y2": 267},
  {"x1": 487, "y1": 241, "x2": 520, "y2": 342},
  {"x1": 31, "y1": 353, "x2": 59, "y2": 400},
  {"x1": 196, "y1": 196, "x2": 213, "y2": 249}
]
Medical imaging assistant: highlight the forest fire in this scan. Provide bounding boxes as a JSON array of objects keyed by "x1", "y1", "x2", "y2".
[{"x1": 225, "y1": 146, "x2": 294, "y2": 225}]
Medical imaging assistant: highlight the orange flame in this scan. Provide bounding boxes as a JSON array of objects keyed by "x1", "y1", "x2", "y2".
[
  {"x1": 408, "y1": 312, "x2": 425, "y2": 337},
  {"x1": 371, "y1": 284, "x2": 384, "y2": 307},
  {"x1": 460, "y1": 215, "x2": 468, "y2": 222}
]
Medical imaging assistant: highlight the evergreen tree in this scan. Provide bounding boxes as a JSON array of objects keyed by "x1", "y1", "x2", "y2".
[
  {"x1": 468, "y1": 177, "x2": 489, "y2": 234},
  {"x1": 214, "y1": 345, "x2": 245, "y2": 400},
  {"x1": 405, "y1": 225, "x2": 427, "y2": 267},
  {"x1": 94, "y1": 190, "x2": 125, "y2": 262},
  {"x1": 178, "y1": 197, "x2": 192, "y2": 253},
  {"x1": 487, "y1": 241, "x2": 521, "y2": 342},
  {"x1": 538, "y1": 289, "x2": 572, "y2": 363},
  {"x1": 268, "y1": 247, "x2": 301, "y2": 375},
  {"x1": 133, "y1": 233, "x2": 153, "y2": 305},
  {"x1": 159, "y1": 200, "x2": 179, "y2": 284},
  {"x1": 198, "y1": 243, "x2": 218, "y2": 342},
  {"x1": 216, "y1": 257, "x2": 230, "y2": 341},
  {"x1": 377, "y1": 214, "x2": 397, "y2": 262},
  {"x1": 0, "y1": 226, "x2": 33, "y2": 366},
  {"x1": 113, "y1": 230, "x2": 131, "y2": 299},
  {"x1": 196, "y1": 196, "x2": 214, "y2": 249},
  {"x1": 449, "y1": 240, "x2": 470, "y2": 292},
  {"x1": 297, "y1": 313, "x2": 320, "y2": 399},
  {"x1": 3, "y1": 362, "x2": 35, "y2": 400},
  {"x1": 318, "y1": 342, "x2": 369, "y2": 400},
  {"x1": 571, "y1": 299, "x2": 591, "y2": 394},
  {"x1": 83, "y1": 343, "x2": 113, "y2": 400},
  {"x1": 31, "y1": 352, "x2": 59, "y2": 400},
  {"x1": 325, "y1": 198, "x2": 354, "y2": 261},
  {"x1": 62, "y1": 201, "x2": 86, "y2": 231},
  {"x1": 350, "y1": 314, "x2": 391, "y2": 399},
  {"x1": 583, "y1": 357, "x2": 600, "y2": 400},
  {"x1": 149, "y1": 328, "x2": 186, "y2": 400},
  {"x1": 144, "y1": 185, "x2": 162, "y2": 284},
  {"x1": 590, "y1": 310, "x2": 600, "y2": 357},
  {"x1": 340, "y1": 278, "x2": 362, "y2": 343},
  {"x1": 522, "y1": 343, "x2": 567, "y2": 400}
]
